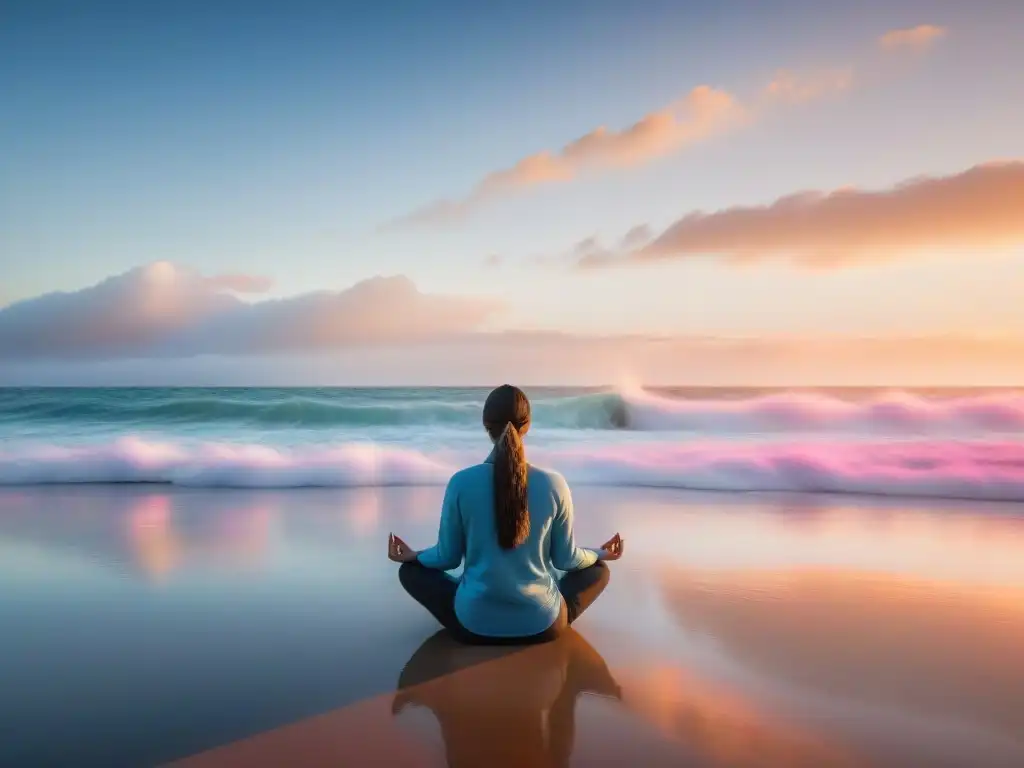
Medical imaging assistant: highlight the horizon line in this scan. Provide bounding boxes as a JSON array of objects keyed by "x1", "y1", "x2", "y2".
[{"x1": 2, "y1": 384, "x2": 1021, "y2": 390}]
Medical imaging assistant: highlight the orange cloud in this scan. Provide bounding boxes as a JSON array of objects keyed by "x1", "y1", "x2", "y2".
[
  {"x1": 878, "y1": 24, "x2": 947, "y2": 51},
  {"x1": 389, "y1": 86, "x2": 745, "y2": 230},
  {"x1": 554, "y1": 86, "x2": 742, "y2": 169},
  {"x1": 581, "y1": 161, "x2": 1024, "y2": 268},
  {"x1": 387, "y1": 26, "x2": 948, "y2": 231},
  {"x1": 763, "y1": 68, "x2": 854, "y2": 104}
]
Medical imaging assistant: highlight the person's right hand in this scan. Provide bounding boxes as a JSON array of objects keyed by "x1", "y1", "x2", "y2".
[
  {"x1": 388, "y1": 533, "x2": 418, "y2": 563},
  {"x1": 598, "y1": 533, "x2": 624, "y2": 561}
]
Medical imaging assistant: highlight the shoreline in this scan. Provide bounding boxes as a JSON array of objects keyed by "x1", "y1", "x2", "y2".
[
  {"x1": 6, "y1": 480, "x2": 1024, "y2": 510},
  {"x1": 1, "y1": 485, "x2": 1023, "y2": 765}
]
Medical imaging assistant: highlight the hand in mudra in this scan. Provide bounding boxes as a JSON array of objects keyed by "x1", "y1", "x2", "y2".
[
  {"x1": 388, "y1": 533, "x2": 417, "y2": 563},
  {"x1": 599, "y1": 533, "x2": 624, "y2": 561}
]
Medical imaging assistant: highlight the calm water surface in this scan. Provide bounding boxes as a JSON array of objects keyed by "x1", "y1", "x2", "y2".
[{"x1": 2, "y1": 486, "x2": 1023, "y2": 766}]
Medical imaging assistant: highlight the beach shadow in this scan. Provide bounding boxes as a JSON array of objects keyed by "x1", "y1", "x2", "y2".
[{"x1": 391, "y1": 630, "x2": 621, "y2": 767}]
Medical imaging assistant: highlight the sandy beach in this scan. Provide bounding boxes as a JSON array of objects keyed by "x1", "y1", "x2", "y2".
[
  {"x1": 6, "y1": 0, "x2": 1024, "y2": 763},
  {"x1": 1, "y1": 485, "x2": 1022, "y2": 767}
]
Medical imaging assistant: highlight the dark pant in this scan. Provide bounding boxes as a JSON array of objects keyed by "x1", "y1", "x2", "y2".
[{"x1": 398, "y1": 560, "x2": 610, "y2": 645}]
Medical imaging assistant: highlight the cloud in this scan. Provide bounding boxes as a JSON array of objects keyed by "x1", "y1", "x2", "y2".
[
  {"x1": 3, "y1": 333, "x2": 1022, "y2": 387},
  {"x1": 576, "y1": 161, "x2": 1024, "y2": 269},
  {"x1": 386, "y1": 23, "x2": 942, "y2": 231},
  {"x1": 0, "y1": 263, "x2": 500, "y2": 360},
  {"x1": 203, "y1": 273, "x2": 274, "y2": 294},
  {"x1": 878, "y1": 24, "x2": 947, "y2": 51},
  {"x1": 549, "y1": 86, "x2": 743, "y2": 169},
  {"x1": 570, "y1": 236, "x2": 619, "y2": 269},
  {"x1": 388, "y1": 86, "x2": 746, "y2": 230},
  {"x1": 620, "y1": 224, "x2": 653, "y2": 250},
  {"x1": 762, "y1": 69, "x2": 854, "y2": 104}
]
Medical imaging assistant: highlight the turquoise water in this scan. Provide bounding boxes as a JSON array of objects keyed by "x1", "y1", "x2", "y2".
[
  {"x1": 0, "y1": 387, "x2": 619, "y2": 444},
  {"x1": 2, "y1": 386, "x2": 1024, "y2": 499}
]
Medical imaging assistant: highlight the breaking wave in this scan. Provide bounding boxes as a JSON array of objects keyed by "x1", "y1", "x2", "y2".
[
  {"x1": 3, "y1": 436, "x2": 1024, "y2": 502},
  {"x1": 3, "y1": 388, "x2": 1024, "y2": 434}
]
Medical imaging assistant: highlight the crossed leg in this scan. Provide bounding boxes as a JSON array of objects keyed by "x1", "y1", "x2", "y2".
[{"x1": 398, "y1": 560, "x2": 610, "y2": 644}]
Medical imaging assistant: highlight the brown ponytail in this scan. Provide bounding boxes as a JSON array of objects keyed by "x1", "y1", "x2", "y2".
[
  {"x1": 493, "y1": 422, "x2": 530, "y2": 549},
  {"x1": 483, "y1": 385, "x2": 532, "y2": 550}
]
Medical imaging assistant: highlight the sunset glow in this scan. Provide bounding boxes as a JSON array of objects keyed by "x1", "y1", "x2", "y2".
[
  {"x1": 2, "y1": 5, "x2": 1023, "y2": 765},
  {"x1": 2, "y1": 1, "x2": 1022, "y2": 385}
]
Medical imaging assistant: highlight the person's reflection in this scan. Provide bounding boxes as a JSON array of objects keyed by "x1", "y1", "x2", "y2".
[{"x1": 392, "y1": 630, "x2": 621, "y2": 767}]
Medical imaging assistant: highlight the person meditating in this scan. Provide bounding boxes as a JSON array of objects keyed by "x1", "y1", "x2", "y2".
[{"x1": 388, "y1": 384, "x2": 623, "y2": 645}]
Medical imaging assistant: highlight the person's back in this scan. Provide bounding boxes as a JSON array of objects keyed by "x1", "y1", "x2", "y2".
[
  {"x1": 441, "y1": 461, "x2": 595, "y2": 636},
  {"x1": 388, "y1": 384, "x2": 624, "y2": 645}
]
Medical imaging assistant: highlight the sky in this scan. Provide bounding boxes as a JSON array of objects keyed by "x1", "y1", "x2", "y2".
[{"x1": 1, "y1": 0, "x2": 1023, "y2": 384}]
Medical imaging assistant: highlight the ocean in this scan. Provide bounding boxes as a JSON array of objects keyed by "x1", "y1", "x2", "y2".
[
  {"x1": 2, "y1": 385, "x2": 1023, "y2": 500},
  {"x1": 4, "y1": 386, "x2": 1024, "y2": 765}
]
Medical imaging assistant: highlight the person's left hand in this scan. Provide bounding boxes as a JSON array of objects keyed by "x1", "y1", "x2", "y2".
[
  {"x1": 598, "y1": 533, "x2": 624, "y2": 561},
  {"x1": 388, "y1": 533, "x2": 418, "y2": 563}
]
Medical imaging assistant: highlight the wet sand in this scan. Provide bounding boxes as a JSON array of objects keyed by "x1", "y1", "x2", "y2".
[{"x1": 1, "y1": 485, "x2": 1023, "y2": 767}]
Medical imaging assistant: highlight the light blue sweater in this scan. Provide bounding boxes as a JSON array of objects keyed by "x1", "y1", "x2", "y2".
[{"x1": 416, "y1": 452, "x2": 599, "y2": 637}]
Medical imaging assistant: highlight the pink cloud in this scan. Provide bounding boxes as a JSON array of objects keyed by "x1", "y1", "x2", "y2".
[
  {"x1": 878, "y1": 24, "x2": 948, "y2": 51},
  {"x1": 0, "y1": 264, "x2": 500, "y2": 359}
]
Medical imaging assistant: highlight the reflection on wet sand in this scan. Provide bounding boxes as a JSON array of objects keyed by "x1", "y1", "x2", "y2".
[
  {"x1": 615, "y1": 495, "x2": 1024, "y2": 588},
  {"x1": 175, "y1": 631, "x2": 630, "y2": 767},
  {"x1": 392, "y1": 630, "x2": 622, "y2": 767},
  {"x1": 613, "y1": 663, "x2": 858, "y2": 767},
  {"x1": 0, "y1": 489, "x2": 277, "y2": 580},
  {"x1": 7, "y1": 487, "x2": 1024, "y2": 766},
  {"x1": 0, "y1": 486, "x2": 398, "y2": 582},
  {"x1": 176, "y1": 626, "x2": 860, "y2": 767},
  {"x1": 657, "y1": 566, "x2": 1024, "y2": 765},
  {"x1": 126, "y1": 494, "x2": 274, "y2": 580},
  {"x1": 395, "y1": 629, "x2": 859, "y2": 767},
  {"x1": 173, "y1": 632, "x2": 613, "y2": 767}
]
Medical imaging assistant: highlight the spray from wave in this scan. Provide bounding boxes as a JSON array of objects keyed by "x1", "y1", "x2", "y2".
[
  {"x1": 3, "y1": 436, "x2": 1024, "y2": 501},
  {"x1": 613, "y1": 387, "x2": 1024, "y2": 433}
]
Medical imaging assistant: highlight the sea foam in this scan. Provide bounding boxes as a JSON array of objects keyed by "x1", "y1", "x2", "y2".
[
  {"x1": 3, "y1": 435, "x2": 1024, "y2": 501},
  {"x1": 616, "y1": 388, "x2": 1024, "y2": 433}
]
